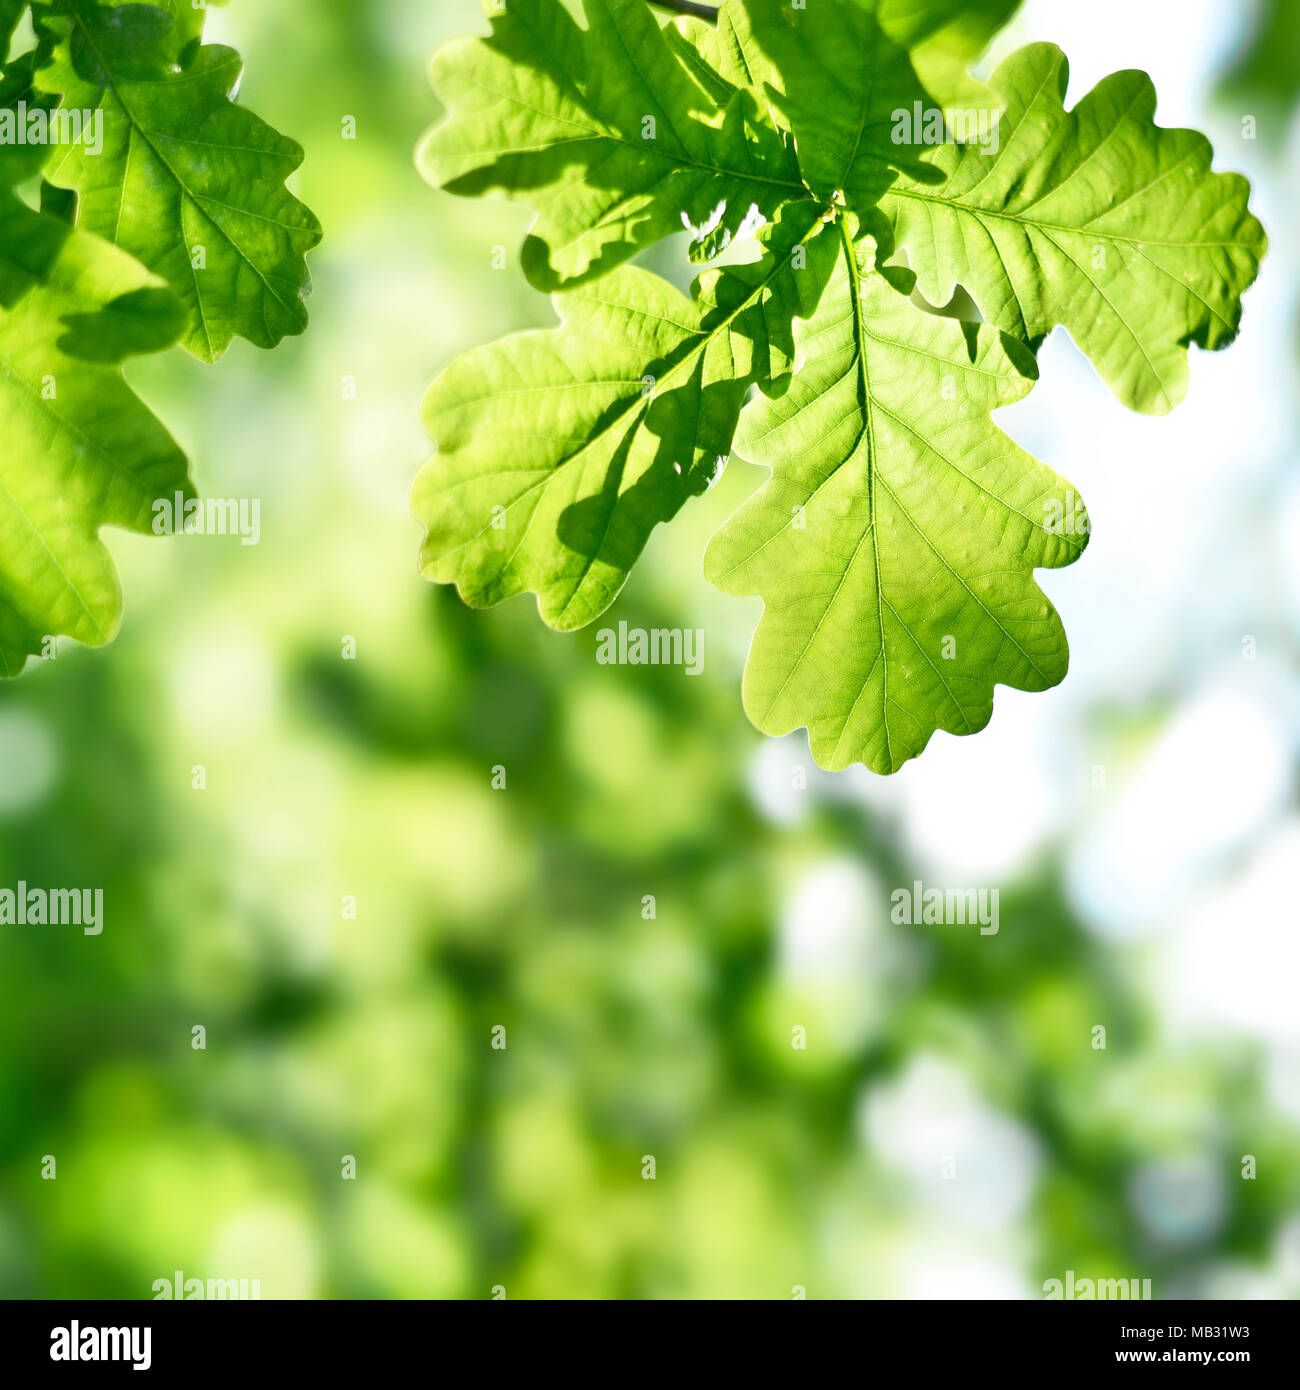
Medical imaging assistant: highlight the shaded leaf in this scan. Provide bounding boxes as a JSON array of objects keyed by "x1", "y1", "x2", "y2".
[
  {"x1": 735, "y1": 0, "x2": 947, "y2": 209},
  {"x1": 419, "y1": 0, "x2": 806, "y2": 290},
  {"x1": 1, "y1": 0, "x2": 25, "y2": 61},
  {"x1": 0, "y1": 58, "x2": 73, "y2": 308},
  {"x1": 35, "y1": 0, "x2": 322, "y2": 361},
  {"x1": 414, "y1": 202, "x2": 834, "y2": 630}
]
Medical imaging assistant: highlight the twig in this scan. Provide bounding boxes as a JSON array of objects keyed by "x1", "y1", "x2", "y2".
[{"x1": 647, "y1": 0, "x2": 720, "y2": 22}]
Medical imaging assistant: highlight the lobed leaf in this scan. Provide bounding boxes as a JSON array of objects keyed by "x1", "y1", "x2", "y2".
[
  {"x1": 34, "y1": 0, "x2": 322, "y2": 361},
  {"x1": 735, "y1": 0, "x2": 950, "y2": 210},
  {"x1": 414, "y1": 201, "x2": 834, "y2": 630},
  {"x1": 663, "y1": 2, "x2": 758, "y2": 101},
  {"x1": 0, "y1": 217, "x2": 191, "y2": 674},
  {"x1": 881, "y1": 43, "x2": 1268, "y2": 413},
  {"x1": 413, "y1": 0, "x2": 1268, "y2": 773},
  {"x1": 706, "y1": 223, "x2": 1087, "y2": 773},
  {"x1": 419, "y1": 0, "x2": 807, "y2": 290}
]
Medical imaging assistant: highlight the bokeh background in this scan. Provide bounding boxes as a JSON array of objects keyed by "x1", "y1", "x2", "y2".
[{"x1": 0, "y1": 0, "x2": 1297, "y2": 1299}]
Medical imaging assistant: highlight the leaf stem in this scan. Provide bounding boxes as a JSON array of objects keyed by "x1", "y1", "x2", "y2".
[{"x1": 647, "y1": 0, "x2": 720, "y2": 21}]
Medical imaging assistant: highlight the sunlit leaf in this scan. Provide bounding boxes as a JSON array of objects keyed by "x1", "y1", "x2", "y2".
[
  {"x1": 881, "y1": 43, "x2": 1267, "y2": 413},
  {"x1": 706, "y1": 226, "x2": 1086, "y2": 772},
  {"x1": 0, "y1": 220, "x2": 190, "y2": 674}
]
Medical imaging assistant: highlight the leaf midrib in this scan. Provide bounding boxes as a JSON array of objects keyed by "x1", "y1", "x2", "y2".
[
  {"x1": 840, "y1": 217, "x2": 893, "y2": 770},
  {"x1": 62, "y1": 13, "x2": 303, "y2": 352},
  {"x1": 884, "y1": 184, "x2": 1256, "y2": 250}
]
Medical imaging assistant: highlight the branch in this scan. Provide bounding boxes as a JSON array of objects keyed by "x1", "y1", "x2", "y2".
[{"x1": 647, "y1": 0, "x2": 720, "y2": 21}]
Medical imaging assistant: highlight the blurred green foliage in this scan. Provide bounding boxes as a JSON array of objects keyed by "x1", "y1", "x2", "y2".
[
  {"x1": 0, "y1": 0, "x2": 1296, "y2": 1299},
  {"x1": 1216, "y1": 0, "x2": 1300, "y2": 148}
]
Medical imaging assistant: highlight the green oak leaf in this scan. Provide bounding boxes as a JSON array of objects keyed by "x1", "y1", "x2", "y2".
[
  {"x1": 33, "y1": 0, "x2": 322, "y2": 361},
  {"x1": 881, "y1": 43, "x2": 1267, "y2": 414},
  {"x1": 664, "y1": 2, "x2": 766, "y2": 108},
  {"x1": 668, "y1": 0, "x2": 1016, "y2": 163},
  {"x1": 414, "y1": 4, "x2": 1267, "y2": 771},
  {"x1": 0, "y1": 219, "x2": 191, "y2": 675},
  {"x1": 418, "y1": 0, "x2": 807, "y2": 290},
  {"x1": 414, "y1": 202, "x2": 835, "y2": 630},
  {"x1": 734, "y1": 0, "x2": 952, "y2": 209},
  {"x1": 132, "y1": 0, "x2": 206, "y2": 48},
  {"x1": 706, "y1": 223, "x2": 1087, "y2": 774}
]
